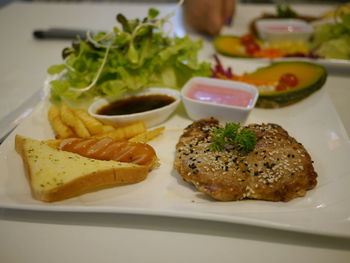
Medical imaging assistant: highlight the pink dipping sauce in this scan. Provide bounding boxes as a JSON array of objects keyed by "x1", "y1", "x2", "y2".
[{"x1": 187, "y1": 83, "x2": 254, "y2": 108}]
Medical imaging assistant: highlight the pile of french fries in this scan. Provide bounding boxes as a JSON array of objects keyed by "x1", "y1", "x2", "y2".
[{"x1": 48, "y1": 102, "x2": 164, "y2": 143}]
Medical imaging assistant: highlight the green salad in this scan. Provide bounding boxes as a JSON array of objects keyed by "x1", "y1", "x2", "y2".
[
  {"x1": 48, "y1": 7, "x2": 211, "y2": 104},
  {"x1": 311, "y1": 13, "x2": 350, "y2": 60}
]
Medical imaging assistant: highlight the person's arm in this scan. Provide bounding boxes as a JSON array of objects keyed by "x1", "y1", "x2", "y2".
[{"x1": 183, "y1": 0, "x2": 235, "y2": 35}]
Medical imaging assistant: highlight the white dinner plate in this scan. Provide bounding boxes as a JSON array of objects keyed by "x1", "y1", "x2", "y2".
[
  {"x1": 211, "y1": 47, "x2": 350, "y2": 73},
  {"x1": 0, "y1": 77, "x2": 350, "y2": 238},
  {"x1": 275, "y1": 57, "x2": 350, "y2": 73},
  {"x1": 218, "y1": 56, "x2": 350, "y2": 73}
]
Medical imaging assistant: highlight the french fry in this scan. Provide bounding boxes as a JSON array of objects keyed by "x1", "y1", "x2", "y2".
[
  {"x1": 60, "y1": 102, "x2": 90, "y2": 138},
  {"x1": 101, "y1": 125, "x2": 116, "y2": 133},
  {"x1": 128, "y1": 126, "x2": 165, "y2": 143},
  {"x1": 95, "y1": 121, "x2": 146, "y2": 141},
  {"x1": 59, "y1": 102, "x2": 76, "y2": 127},
  {"x1": 74, "y1": 109, "x2": 104, "y2": 135},
  {"x1": 48, "y1": 104, "x2": 75, "y2": 139},
  {"x1": 72, "y1": 118, "x2": 91, "y2": 138}
]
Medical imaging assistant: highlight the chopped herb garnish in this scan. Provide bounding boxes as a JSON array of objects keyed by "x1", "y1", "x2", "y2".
[
  {"x1": 210, "y1": 122, "x2": 257, "y2": 153},
  {"x1": 276, "y1": 4, "x2": 297, "y2": 18}
]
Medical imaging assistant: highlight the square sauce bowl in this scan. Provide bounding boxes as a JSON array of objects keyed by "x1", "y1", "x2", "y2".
[
  {"x1": 181, "y1": 77, "x2": 258, "y2": 123},
  {"x1": 256, "y1": 18, "x2": 314, "y2": 43}
]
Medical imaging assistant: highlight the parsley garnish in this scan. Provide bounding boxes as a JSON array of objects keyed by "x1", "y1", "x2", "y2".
[
  {"x1": 210, "y1": 123, "x2": 257, "y2": 153},
  {"x1": 276, "y1": 4, "x2": 297, "y2": 18}
]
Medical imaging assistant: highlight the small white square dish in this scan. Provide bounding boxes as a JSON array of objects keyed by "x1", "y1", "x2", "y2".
[
  {"x1": 181, "y1": 77, "x2": 258, "y2": 123},
  {"x1": 256, "y1": 19, "x2": 314, "y2": 43}
]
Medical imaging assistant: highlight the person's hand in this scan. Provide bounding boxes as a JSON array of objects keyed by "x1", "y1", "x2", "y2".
[{"x1": 183, "y1": 0, "x2": 235, "y2": 36}]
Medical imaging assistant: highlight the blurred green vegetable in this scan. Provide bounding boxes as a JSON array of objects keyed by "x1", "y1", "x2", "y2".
[
  {"x1": 276, "y1": 4, "x2": 297, "y2": 18},
  {"x1": 311, "y1": 13, "x2": 350, "y2": 60}
]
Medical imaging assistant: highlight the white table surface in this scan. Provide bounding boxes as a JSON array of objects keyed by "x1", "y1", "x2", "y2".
[{"x1": 0, "y1": 2, "x2": 350, "y2": 263}]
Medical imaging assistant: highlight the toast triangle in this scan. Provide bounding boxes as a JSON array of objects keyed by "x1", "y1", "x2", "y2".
[{"x1": 15, "y1": 135, "x2": 149, "y2": 202}]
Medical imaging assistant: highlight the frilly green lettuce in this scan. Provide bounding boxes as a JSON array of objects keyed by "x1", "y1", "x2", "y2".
[
  {"x1": 48, "y1": 8, "x2": 211, "y2": 105},
  {"x1": 316, "y1": 36, "x2": 350, "y2": 59},
  {"x1": 311, "y1": 13, "x2": 350, "y2": 60}
]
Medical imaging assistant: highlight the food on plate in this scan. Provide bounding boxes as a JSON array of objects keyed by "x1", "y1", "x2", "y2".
[
  {"x1": 15, "y1": 135, "x2": 150, "y2": 202},
  {"x1": 310, "y1": 12, "x2": 350, "y2": 60},
  {"x1": 181, "y1": 77, "x2": 258, "y2": 123},
  {"x1": 57, "y1": 137, "x2": 159, "y2": 171},
  {"x1": 60, "y1": 102, "x2": 91, "y2": 138},
  {"x1": 48, "y1": 104, "x2": 75, "y2": 139},
  {"x1": 17, "y1": 99, "x2": 163, "y2": 202},
  {"x1": 268, "y1": 41, "x2": 310, "y2": 56},
  {"x1": 249, "y1": 4, "x2": 319, "y2": 37},
  {"x1": 245, "y1": 5, "x2": 318, "y2": 58},
  {"x1": 174, "y1": 119, "x2": 317, "y2": 202},
  {"x1": 212, "y1": 57, "x2": 327, "y2": 108},
  {"x1": 214, "y1": 34, "x2": 317, "y2": 59},
  {"x1": 274, "y1": 4, "x2": 298, "y2": 19},
  {"x1": 48, "y1": 103, "x2": 136, "y2": 139},
  {"x1": 47, "y1": 7, "x2": 211, "y2": 105},
  {"x1": 214, "y1": 35, "x2": 256, "y2": 58},
  {"x1": 93, "y1": 121, "x2": 146, "y2": 141},
  {"x1": 321, "y1": 2, "x2": 350, "y2": 19},
  {"x1": 48, "y1": 102, "x2": 164, "y2": 144},
  {"x1": 255, "y1": 5, "x2": 318, "y2": 21},
  {"x1": 185, "y1": 80, "x2": 254, "y2": 108},
  {"x1": 128, "y1": 126, "x2": 165, "y2": 143},
  {"x1": 218, "y1": 4, "x2": 350, "y2": 61},
  {"x1": 96, "y1": 94, "x2": 175, "y2": 116},
  {"x1": 88, "y1": 87, "x2": 180, "y2": 128},
  {"x1": 255, "y1": 19, "x2": 314, "y2": 43},
  {"x1": 74, "y1": 109, "x2": 105, "y2": 135},
  {"x1": 49, "y1": 103, "x2": 106, "y2": 138}
]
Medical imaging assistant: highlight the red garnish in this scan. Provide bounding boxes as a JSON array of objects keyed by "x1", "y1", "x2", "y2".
[
  {"x1": 239, "y1": 34, "x2": 262, "y2": 56},
  {"x1": 212, "y1": 55, "x2": 275, "y2": 86},
  {"x1": 279, "y1": 73, "x2": 299, "y2": 87},
  {"x1": 212, "y1": 55, "x2": 233, "y2": 78},
  {"x1": 240, "y1": 34, "x2": 255, "y2": 45},
  {"x1": 245, "y1": 42, "x2": 261, "y2": 55}
]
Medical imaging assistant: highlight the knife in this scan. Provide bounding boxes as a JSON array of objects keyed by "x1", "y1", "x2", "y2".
[{"x1": 0, "y1": 89, "x2": 45, "y2": 144}]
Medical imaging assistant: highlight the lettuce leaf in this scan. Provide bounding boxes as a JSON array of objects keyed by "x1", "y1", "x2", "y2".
[
  {"x1": 48, "y1": 9, "x2": 211, "y2": 104},
  {"x1": 311, "y1": 13, "x2": 350, "y2": 60},
  {"x1": 315, "y1": 36, "x2": 350, "y2": 60}
]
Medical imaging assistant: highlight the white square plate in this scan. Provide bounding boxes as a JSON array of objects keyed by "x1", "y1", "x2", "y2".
[{"x1": 0, "y1": 82, "x2": 349, "y2": 238}]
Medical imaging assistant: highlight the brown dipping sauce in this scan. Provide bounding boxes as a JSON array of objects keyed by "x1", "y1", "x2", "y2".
[{"x1": 97, "y1": 94, "x2": 175, "y2": 116}]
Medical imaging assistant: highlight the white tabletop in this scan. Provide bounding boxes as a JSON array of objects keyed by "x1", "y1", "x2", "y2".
[{"x1": 0, "y1": 2, "x2": 349, "y2": 263}]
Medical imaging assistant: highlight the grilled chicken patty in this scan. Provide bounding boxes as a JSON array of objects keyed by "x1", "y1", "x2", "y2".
[{"x1": 174, "y1": 119, "x2": 317, "y2": 201}]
